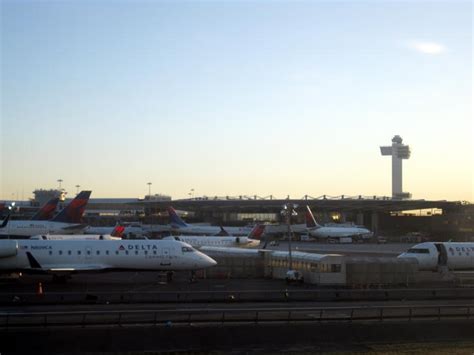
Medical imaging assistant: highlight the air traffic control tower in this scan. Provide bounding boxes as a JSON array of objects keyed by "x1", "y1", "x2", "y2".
[{"x1": 380, "y1": 135, "x2": 412, "y2": 199}]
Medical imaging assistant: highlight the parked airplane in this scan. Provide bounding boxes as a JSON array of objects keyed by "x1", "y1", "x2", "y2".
[
  {"x1": 30, "y1": 225, "x2": 125, "y2": 240},
  {"x1": 305, "y1": 206, "x2": 372, "y2": 240},
  {"x1": 164, "y1": 224, "x2": 266, "y2": 249},
  {"x1": 0, "y1": 191, "x2": 92, "y2": 237},
  {"x1": 0, "y1": 239, "x2": 217, "y2": 281},
  {"x1": 168, "y1": 207, "x2": 253, "y2": 236},
  {"x1": 398, "y1": 242, "x2": 474, "y2": 271},
  {"x1": 84, "y1": 223, "x2": 145, "y2": 237}
]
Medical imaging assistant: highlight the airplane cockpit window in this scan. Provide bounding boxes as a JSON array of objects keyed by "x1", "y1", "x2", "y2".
[
  {"x1": 182, "y1": 246, "x2": 194, "y2": 252},
  {"x1": 406, "y1": 248, "x2": 430, "y2": 254}
]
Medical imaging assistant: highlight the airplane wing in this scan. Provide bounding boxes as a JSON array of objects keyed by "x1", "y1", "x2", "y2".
[
  {"x1": 26, "y1": 252, "x2": 108, "y2": 273},
  {"x1": 61, "y1": 224, "x2": 88, "y2": 231},
  {"x1": 47, "y1": 265, "x2": 108, "y2": 272}
]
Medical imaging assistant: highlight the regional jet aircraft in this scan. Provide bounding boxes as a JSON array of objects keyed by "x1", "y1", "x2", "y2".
[
  {"x1": 0, "y1": 239, "x2": 216, "y2": 281},
  {"x1": 168, "y1": 207, "x2": 253, "y2": 236},
  {"x1": 398, "y1": 242, "x2": 474, "y2": 271},
  {"x1": 0, "y1": 191, "x2": 91, "y2": 237},
  {"x1": 305, "y1": 206, "x2": 372, "y2": 240},
  {"x1": 164, "y1": 224, "x2": 266, "y2": 248},
  {"x1": 30, "y1": 225, "x2": 125, "y2": 240}
]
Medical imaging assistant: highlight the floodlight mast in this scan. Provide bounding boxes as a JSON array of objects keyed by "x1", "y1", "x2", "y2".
[
  {"x1": 380, "y1": 135, "x2": 412, "y2": 199},
  {"x1": 281, "y1": 203, "x2": 298, "y2": 270}
]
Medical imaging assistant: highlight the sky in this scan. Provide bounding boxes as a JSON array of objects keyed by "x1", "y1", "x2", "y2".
[{"x1": 1, "y1": 0, "x2": 472, "y2": 202}]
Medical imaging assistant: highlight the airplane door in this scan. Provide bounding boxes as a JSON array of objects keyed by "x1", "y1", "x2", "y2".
[
  {"x1": 435, "y1": 243, "x2": 447, "y2": 267},
  {"x1": 160, "y1": 248, "x2": 171, "y2": 266}
]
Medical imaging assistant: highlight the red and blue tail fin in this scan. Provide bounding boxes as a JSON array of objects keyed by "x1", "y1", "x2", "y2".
[
  {"x1": 30, "y1": 197, "x2": 60, "y2": 221},
  {"x1": 111, "y1": 225, "x2": 125, "y2": 238},
  {"x1": 248, "y1": 224, "x2": 266, "y2": 240},
  {"x1": 52, "y1": 191, "x2": 91, "y2": 223},
  {"x1": 305, "y1": 206, "x2": 321, "y2": 228},
  {"x1": 167, "y1": 207, "x2": 188, "y2": 228}
]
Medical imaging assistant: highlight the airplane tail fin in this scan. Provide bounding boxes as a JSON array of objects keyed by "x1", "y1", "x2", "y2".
[
  {"x1": 31, "y1": 197, "x2": 60, "y2": 221},
  {"x1": 305, "y1": 206, "x2": 321, "y2": 228},
  {"x1": 216, "y1": 226, "x2": 230, "y2": 236},
  {"x1": 167, "y1": 207, "x2": 188, "y2": 228},
  {"x1": 111, "y1": 225, "x2": 125, "y2": 238},
  {"x1": 248, "y1": 224, "x2": 266, "y2": 240},
  {"x1": 52, "y1": 191, "x2": 92, "y2": 224},
  {"x1": 0, "y1": 214, "x2": 10, "y2": 229}
]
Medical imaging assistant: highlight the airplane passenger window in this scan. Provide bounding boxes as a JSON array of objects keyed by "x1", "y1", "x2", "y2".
[
  {"x1": 59, "y1": 250, "x2": 62, "y2": 255},
  {"x1": 96, "y1": 251, "x2": 100, "y2": 255},
  {"x1": 68, "y1": 251, "x2": 71, "y2": 255},
  {"x1": 106, "y1": 250, "x2": 109, "y2": 255},
  {"x1": 135, "y1": 250, "x2": 139, "y2": 255},
  {"x1": 115, "y1": 251, "x2": 119, "y2": 255},
  {"x1": 49, "y1": 251, "x2": 52, "y2": 255},
  {"x1": 78, "y1": 251, "x2": 81, "y2": 255},
  {"x1": 125, "y1": 251, "x2": 129, "y2": 255}
]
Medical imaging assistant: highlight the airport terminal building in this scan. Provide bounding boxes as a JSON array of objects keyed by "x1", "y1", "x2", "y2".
[{"x1": 4, "y1": 189, "x2": 473, "y2": 241}]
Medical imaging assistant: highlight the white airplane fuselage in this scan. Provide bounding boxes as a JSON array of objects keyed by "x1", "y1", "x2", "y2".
[
  {"x1": 308, "y1": 226, "x2": 372, "y2": 239},
  {"x1": 171, "y1": 225, "x2": 253, "y2": 236},
  {"x1": 0, "y1": 239, "x2": 217, "y2": 273},
  {"x1": 164, "y1": 235, "x2": 260, "y2": 248},
  {"x1": 30, "y1": 234, "x2": 121, "y2": 240},
  {"x1": 398, "y1": 242, "x2": 474, "y2": 271},
  {"x1": 0, "y1": 220, "x2": 85, "y2": 237},
  {"x1": 84, "y1": 225, "x2": 144, "y2": 236}
]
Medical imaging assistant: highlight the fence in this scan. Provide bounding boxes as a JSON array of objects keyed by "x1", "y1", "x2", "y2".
[{"x1": 1, "y1": 305, "x2": 472, "y2": 329}]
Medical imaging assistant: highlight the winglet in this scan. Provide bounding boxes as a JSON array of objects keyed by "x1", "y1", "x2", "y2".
[
  {"x1": 216, "y1": 226, "x2": 230, "y2": 236},
  {"x1": 26, "y1": 252, "x2": 42, "y2": 269},
  {"x1": 167, "y1": 207, "x2": 188, "y2": 228},
  {"x1": 305, "y1": 206, "x2": 321, "y2": 228}
]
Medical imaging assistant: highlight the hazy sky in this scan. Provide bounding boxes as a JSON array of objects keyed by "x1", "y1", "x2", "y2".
[{"x1": 1, "y1": 0, "x2": 472, "y2": 201}]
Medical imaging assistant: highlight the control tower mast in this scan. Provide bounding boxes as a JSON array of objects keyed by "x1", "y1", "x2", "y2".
[{"x1": 380, "y1": 135, "x2": 411, "y2": 199}]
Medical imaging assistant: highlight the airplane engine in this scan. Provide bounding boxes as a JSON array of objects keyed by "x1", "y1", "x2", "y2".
[{"x1": 0, "y1": 240, "x2": 18, "y2": 258}]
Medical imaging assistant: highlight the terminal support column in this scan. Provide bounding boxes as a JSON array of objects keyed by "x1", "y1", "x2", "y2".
[{"x1": 371, "y1": 212, "x2": 379, "y2": 236}]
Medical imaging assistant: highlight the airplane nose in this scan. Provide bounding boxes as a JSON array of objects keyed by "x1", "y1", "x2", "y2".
[
  {"x1": 197, "y1": 252, "x2": 217, "y2": 268},
  {"x1": 204, "y1": 255, "x2": 217, "y2": 267}
]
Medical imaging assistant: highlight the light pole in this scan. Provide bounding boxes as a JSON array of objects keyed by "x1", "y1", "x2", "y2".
[
  {"x1": 147, "y1": 182, "x2": 152, "y2": 198},
  {"x1": 57, "y1": 179, "x2": 63, "y2": 190},
  {"x1": 75, "y1": 185, "x2": 80, "y2": 194},
  {"x1": 281, "y1": 203, "x2": 298, "y2": 270},
  {"x1": 146, "y1": 182, "x2": 153, "y2": 234}
]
